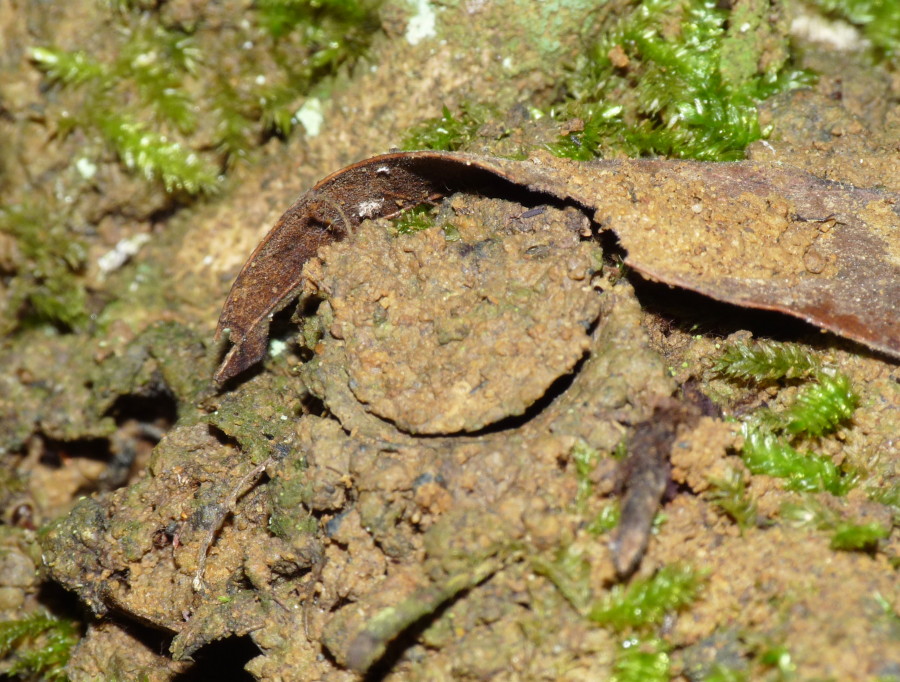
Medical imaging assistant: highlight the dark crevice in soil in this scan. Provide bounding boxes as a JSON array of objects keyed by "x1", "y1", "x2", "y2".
[
  {"x1": 38, "y1": 436, "x2": 111, "y2": 468},
  {"x1": 630, "y1": 273, "x2": 828, "y2": 346},
  {"x1": 106, "y1": 392, "x2": 178, "y2": 429},
  {"x1": 361, "y1": 589, "x2": 468, "y2": 682},
  {"x1": 172, "y1": 635, "x2": 258, "y2": 681},
  {"x1": 378, "y1": 347, "x2": 593, "y2": 439},
  {"x1": 467, "y1": 349, "x2": 591, "y2": 436},
  {"x1": 299, "y1": 391, "x2": 329, "y2": 418},
  {"x1": 35, "y1": 579, "x2": 90, "y2": 626},
  {"x1": 206, "y1": 422, "x2": 240, "y2": 448}
]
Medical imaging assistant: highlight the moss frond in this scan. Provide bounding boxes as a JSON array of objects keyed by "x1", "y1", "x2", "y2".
[
  {"x1": 759, "y1": 644, "x2": 795, "y2": 677},
  {"x1": 713, "y1": 341, "x2": 820, "y2": 383},
  {"x1": 781, "y1": 497, "x2": 890, "y2": 552},
  {"x1": 96, "y1": 114, "x2": 220, "y2": 194},
  {"x1": 589, "y1": 564, "x2": 703, "y2": 631},
  {"x1": 29, "y1": 46, "x2": 107, "y2": 85},
  {"x1": 255, "y1": 0, "x2": 379, "y2": 45},
  {"x1": 0, "y1": 612, "x2": 79, "y2": 681},
  {"x1": 257, "y1": 84, "x2": 300, "y2": 137},
  {"x1": 402, "y1": 104, "x2": 488, "y2": 152},
  {"x1": 587, "y1": 501, "x2": 620, "y2": 535},
  {"x1": 552, "y1": 0, "x2": 813, "y2": 161},
  {"x1": 785, "y1": 371, "x2": 858, "y2": 437},
  {"x1": 392, "y1": 205, "x2": 438, "y2": 235},
  {"x1": 117, "y1": 25, "x2": 198, "y2": 133},
  {"x1": 572, "y1": 440, "x2": 602, "y2": 511},
  {"x1": 546, "y1": 105, "x2": 624, "y2": 161},
  {"x1": 703, "y1": 664, "x2": 749, "y2": 682},
  {"x1": 611, "y1": 637, "x2": 670, "y2": 682},
  {"x1": 829, "y1": 521, "x2": 890, "y2": 551},
  {"x1": 0, "y1": 204, "x2": 89, "y2": 330},
  {"x1": 707, "y1": 467, "x2": 757, "y2": 529},
  {"x1": 868, "y1": 483, "x2": 900, "y2": 524},
  {"x1": 741, "y1": 427, "x2": 851, "y2": 495},
  {"x1": 531, "y1": 545, "x2": 593, "y2": 614}
]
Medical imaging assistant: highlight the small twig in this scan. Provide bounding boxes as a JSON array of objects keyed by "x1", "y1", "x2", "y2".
[{"x1": 612, "y1": 399, "x2": 699, "y2": 578}]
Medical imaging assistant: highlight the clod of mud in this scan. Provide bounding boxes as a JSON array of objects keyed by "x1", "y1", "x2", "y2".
[
  {"x1": 43, "y1": 198, "x2": 675, "y2": 677},
  {"x1": 302, "y1": 196, "x2": 599, "y2": 434}
]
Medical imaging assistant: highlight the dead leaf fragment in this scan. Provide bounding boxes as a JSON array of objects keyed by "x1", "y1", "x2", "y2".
[{"x1": 215, "y1": 151, "x2": 900, "y2": 384}]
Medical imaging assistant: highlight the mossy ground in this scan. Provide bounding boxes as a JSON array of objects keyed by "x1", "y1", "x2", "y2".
[{"x1": 0, "y1": 0, "x2": 898, "y2": 680}]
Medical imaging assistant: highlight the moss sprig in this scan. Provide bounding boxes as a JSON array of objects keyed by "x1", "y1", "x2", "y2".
[
  {"x1": 589, "y1": 563, "x2": 703, "y2": 631},
  {"x1": 781, "y1": 498, "x2": 890, "y2": 552},
  {"x1": 587, "y1": 501, "x2": 620, "y2": 536},
  {"x1": 550, "y1": 0, "x2": 812, "y2": 161},
  {"x1": 703, "y1": 664, "x2": 749, "y2": 682},
  {"x1": 392, "y1": 205, "x2": 438, "y2": 235},
  {"x1": 712, "y1": 341, "x2": 820, "y2": 383},
  {"x1": 402, "y1": 104, "x2": 490, "y2": 152},
  {"x1": 0, "y1": 204, "x2": 89, "y2": 331},
  {"x1": 96, "y1": 113, "x2": 220, "y2": 194},
  {"x1": 706, "y1": 467, "x2": 757, "y2": 529},
  {"x1": 715, "y1": 340, "x2": 860, "y2": 496},
  {"x1": 611, "y1": 636, "x2": 670, "y2": 682},
  {"x1": 868, "y1": 483, "x2": 900, "y2": 525},
  {"x1": 28, "y1": 46, "x2": 106, "y2": 85},
  {"x1": 0, "y1": 612, "x2": 79, "y2": 681},
  {"x1": 29, "y1": 1, "x2": 383, "y2": 196},
  {"x1": 256, "y1": 0, "x2": 379, "y2": 41},
  {"x1": 741, "y1": 427, "x2": 852, "y2": 495},
  {"x1": 785, "y1": 371, "x2": 859, "y2": 437},
  {"x1": 571, "y1": 440, "x2": 602, "y2": 512}
]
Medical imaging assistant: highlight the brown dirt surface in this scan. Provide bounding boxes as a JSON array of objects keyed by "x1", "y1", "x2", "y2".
[
  {"x1": 0, "y1": 1, "x2": 898, "y2": 681},
  {"x1": 304, "y1": 197, "x2": 600, "y2": 434}
]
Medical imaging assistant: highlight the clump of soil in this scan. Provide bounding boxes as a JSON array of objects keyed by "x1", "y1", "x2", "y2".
[{"x1": 2, "y1": 2, "x2": 898, "y2": 681}]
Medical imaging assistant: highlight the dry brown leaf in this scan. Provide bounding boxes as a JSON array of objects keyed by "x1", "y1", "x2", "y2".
[{"x1": 215, "y1": 151, "x2": 900, "y2": 383}]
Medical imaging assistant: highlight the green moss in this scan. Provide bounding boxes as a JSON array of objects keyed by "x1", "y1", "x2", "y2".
[
  {"x1": 868, "y1": 483, "x2": 900, "y2": 525},
  {"x1": 741, "y1": 428, "x2": 852, "y2": 495},
  {"x1": 829, "y1": 521, "x2": 890, "y2": 551},
  {"x1": 402, "y1": 104, "x2": 492, "y2": 152},
  {"x1": 587, "y1": 501, "x2": 621, "y2": 535},
  {"x1": 707, "y1": 467, "x2": 757, "y2": 529},
  {"x1": 805, "y1": 0, "x2": 900, "y2": 57},
  {"x1": 96, "y1": 113, "x2": 220, "y2": 194},
  {"x1": 571, "y1": 440, "x2": 602, "y2": 511},
  {"x1": 758, "y1": 644, "x2": 795, "y2": 679},
  {"x1": 0, "y1": 204, "x2": 89, "y2": 331},
  {"x1": 392, "y1": 205, "x2": 438, "y2": 235},
  {"x1": 781, "y1": 497, "x2": 891, "y2": 552},
  {"x1": 589, "y1": 563, "x2": 704, "y2": 631},
  {"x1": 715, "y1": 341, "x2": 860, "y2": 496},
  {"x1": 0, "y1": 612, "x2": 80, "y2": 681},
  {"x1": 703, "y1": 664, "x2": 749, "y2": 682},
  {"x1": 713, "y1": 341, "x2": 820, "y2": 383},
  {"x1": 550, "y1": 0, "x2": 813, "y2": 161},
  {"x1": 256, "y1": 0, "x2": 379, "y2": 40},
  {"x1": 611, "y1": 636, "x2": 670, "y2": 682},
  {"x1": 785, "y1": 372, "x2": 859, "y2": 437},
  {"x1": 29, "y1": 0, "x2": 382, "y2": 196}
]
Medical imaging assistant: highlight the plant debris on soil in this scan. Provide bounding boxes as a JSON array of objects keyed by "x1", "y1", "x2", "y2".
[
  {"x1": 1, "y1": 0, "x2": 899, "y2": 681},
  {"x1": 215, "y1": 150, "x2": 900, "y2": 385}
]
